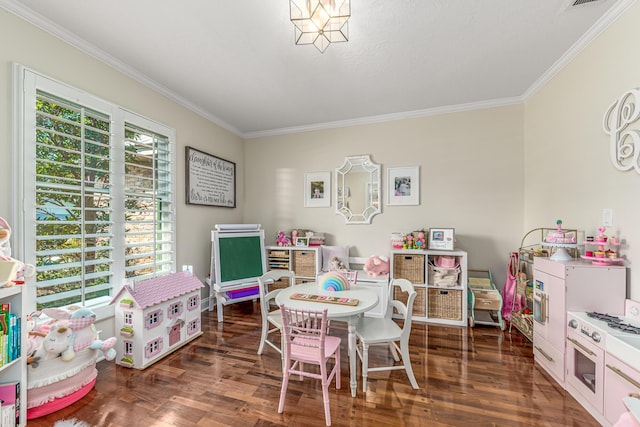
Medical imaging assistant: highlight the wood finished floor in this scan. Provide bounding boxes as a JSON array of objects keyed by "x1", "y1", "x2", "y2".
[{"x1": 27, "y1": 302, "x2": 598, "y2": 427}]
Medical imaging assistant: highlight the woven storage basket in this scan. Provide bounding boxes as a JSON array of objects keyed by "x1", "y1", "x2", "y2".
[
  {"x1": 394, "y1": 285, "x2": 426, "y2": 317},
  {"x1": 293, "y1": 250, "x2": 316, "y2": 277},
  {"x1": 428, "y1": 288, "x2": 462, "y2": 320},
  {"x1": 270, "y1": 276, "x2": 291, "y2": 290},
  {"x1": 392, "y1": 253, "x2": 425, "y2": 284},
  {"x1": 427, "y1": 265, "x2": 460, "y2": 287}
]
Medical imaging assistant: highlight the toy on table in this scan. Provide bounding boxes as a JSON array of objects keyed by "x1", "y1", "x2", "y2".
[{"x1": 319, "y1": 272, "x2": 350, "y2": 291}]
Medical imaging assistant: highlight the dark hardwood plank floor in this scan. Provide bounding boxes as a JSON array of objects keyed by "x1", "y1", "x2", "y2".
[{"x1": 27, "y1": 302, "x2": 598, "y2": 426}]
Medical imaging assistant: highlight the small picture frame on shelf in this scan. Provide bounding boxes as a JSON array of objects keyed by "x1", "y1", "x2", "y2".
[
  {"x1": 428, "y1": 228, "x2": 455, "y2": 251},
  {"x1": 295, "y1": 237, "x2": 309, "y2": 247}
]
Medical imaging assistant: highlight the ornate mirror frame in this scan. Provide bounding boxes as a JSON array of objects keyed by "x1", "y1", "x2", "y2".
[{"x1": 335, "y1": 155, "x2": 381, "y2": 224}]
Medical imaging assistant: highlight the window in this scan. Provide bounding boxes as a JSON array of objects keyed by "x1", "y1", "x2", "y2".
[
  {"x1": 187, "y1": 318, "x2": 200, "y2": 336},
  {"x1": 145, "y1": 309, "x2": 163, "y2": 329},
  {"x1": 187, "y1": 295, "x2": 199, "y2": 311},
  {"x1": 124, "y1": 312, "x2": 133, "y2": 325},
  {"x1": 168, "y1": 301, "x2": 183, "y2": 319},
  {"x1": 16, "y1": 66, "x2": 176, "y2": 310},
  {"x1": 124, "y1": 340, "x2": 133, "y2": 355},
  {"x1": 145, "y1": 337, "x2": 163, "y2": 359}
]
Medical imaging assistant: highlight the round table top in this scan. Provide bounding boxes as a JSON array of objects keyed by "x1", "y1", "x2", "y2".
[{"x1": 275, "y1": 282, "x2": 379, "y2": 318}]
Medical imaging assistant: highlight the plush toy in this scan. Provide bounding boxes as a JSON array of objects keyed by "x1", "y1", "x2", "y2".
[
  {"x1": 415, "y1": 231, "x2": 426, "y2": 249},
  {"x1": 43, "y1": 307, "x2": 117, "y2": 362},
  {"x1": 0, "y1": 216, "x2": 36, "y2": 285},
  {"x1": 276, "y1": 231, "x2": 291, "y2": 247},
  {"x1": 328, "y1": 256, "x2": 347, "y2": 271},
  {"x1": 30, "y1": 321, "x2": 73, "y2": 368},
  {"x1": 364, "y1": 255, "x2": 390, "y2": 276}
]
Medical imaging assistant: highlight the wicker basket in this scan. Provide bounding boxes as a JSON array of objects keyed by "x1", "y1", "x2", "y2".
[
  {"x1": 394, "y1": 285, "x2": 426, "y2": 317},
  {"x1": 270, "y1": 277, "x2": 291, "y2": 290},
  {"x1": 393, "y1": 253, "x2": 425, "y2": 284},
  {"x1": 428, "y1": 288, "x2": 462, "y2": 320},
  {"x1": 293, "y1": 250, "x2": 316, "y2": 277}
]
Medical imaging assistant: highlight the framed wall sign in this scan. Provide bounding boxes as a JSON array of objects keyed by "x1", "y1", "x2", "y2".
[
  {"x1": 186, "y1": 146, "x2": 236, "y2": 207},
  {"x1": 428, "y1": 228, "x2": 455, "y2": 250},
  {"x1": 387, "y1": 166, "x2": 420, "y2": 206},
  {"x1": 304, "y1": 172, "x2": 331, "y2": 207}
]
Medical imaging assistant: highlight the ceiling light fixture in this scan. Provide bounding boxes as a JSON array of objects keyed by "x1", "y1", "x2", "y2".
[{"x1": 289, "y1": 0, "x2": 351, "y2": 53}]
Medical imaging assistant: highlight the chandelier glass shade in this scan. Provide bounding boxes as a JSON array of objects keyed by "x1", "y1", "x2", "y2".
[{"x1": 289, "y1": 0, "x2": 351, "y2": 53}]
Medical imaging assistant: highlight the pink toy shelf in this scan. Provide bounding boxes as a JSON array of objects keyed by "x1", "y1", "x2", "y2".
[{"x1": 580, "y1": 226, "x2": 625, "y2": 266}]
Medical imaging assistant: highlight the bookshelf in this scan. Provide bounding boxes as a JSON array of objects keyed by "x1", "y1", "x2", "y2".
[{"x1": 0, "y1": 285, "x2": 25, "y2": 426}]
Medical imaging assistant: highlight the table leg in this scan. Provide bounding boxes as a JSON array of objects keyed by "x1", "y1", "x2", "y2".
[{"x1": 348, "y1": 319, "x2": 357, "y2": 397}]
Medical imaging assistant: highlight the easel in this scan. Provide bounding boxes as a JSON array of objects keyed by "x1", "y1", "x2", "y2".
[{"x1": 208, "y1": 224, "x2": 266, "y2": 322}]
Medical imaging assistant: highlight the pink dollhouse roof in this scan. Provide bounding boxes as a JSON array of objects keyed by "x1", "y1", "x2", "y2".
[{"x1": 109, "y1": 270, "x2": 203, "y2": 309}]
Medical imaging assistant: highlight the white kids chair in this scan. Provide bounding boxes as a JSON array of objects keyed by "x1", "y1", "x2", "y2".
[
  {"x1": 257, "y1": 269, "x2": 295, "y2": 356},
  {"x1": 355, "y1": 278, "x2": 419, "y2": 392}
]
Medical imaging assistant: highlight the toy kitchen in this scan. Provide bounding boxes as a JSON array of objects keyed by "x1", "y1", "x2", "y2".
[{"x1": 532, "y1": 254, "x2": 640, "y2": 426}]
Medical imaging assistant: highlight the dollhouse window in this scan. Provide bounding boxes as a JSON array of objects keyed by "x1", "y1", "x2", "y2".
[
  {"x1": 168, "y1": 301, "x2": 183, "y2": 319},
  {"x1": 124, "y1": 340, "x2": 133, "y2": 355},
  {"x1": 145, "y1": 337, "x2": 163, "y2": 358},
  {"x1": 124, "y1": 312, "x2": 133, "y2": 325},
  {"x1": 145, "y1": 309, "x2": 163, "y2": 329},
  {"x1": 187, "y1": 295, "x2": 199, "y2": 311},
  {"x1": 187, "y1": 318, "x2": 200, "y2": 336}
]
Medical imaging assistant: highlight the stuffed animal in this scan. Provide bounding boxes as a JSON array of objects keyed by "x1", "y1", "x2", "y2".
[
  {"x1": 0, "y1": 216, "x2": 36, "y2": 285},
  {"x1": 276, "y1": 231, "x2": 291, "y2": 246},
  {"x1": 328, "y1": 256, "x2": 347, "y2": 271},
  {"x1": 43, "y1": 307, "x2": 117, "y2": 362},
  {"x1": 364, "y1": 255, "x2": 390, "y2": 276},
  {"x1": 30, "y1": 321, "x2": 73, "y2": 368}
]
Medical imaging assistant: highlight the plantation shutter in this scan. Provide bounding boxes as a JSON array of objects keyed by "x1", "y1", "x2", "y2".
[
  {"x1": 123, "y1": 123, "x2": 174, "y2": 280},
  {"x1": 34, "y1": 91, "x2": 113, "y2": 308}
]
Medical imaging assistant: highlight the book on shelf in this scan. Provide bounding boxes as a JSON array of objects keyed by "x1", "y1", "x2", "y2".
[
  {"x1": 0, "y1": 304, "x2": 21, "y2": 366},
  {"x1": 0, "y1": 381, "x2": 20, "y2": 427}
]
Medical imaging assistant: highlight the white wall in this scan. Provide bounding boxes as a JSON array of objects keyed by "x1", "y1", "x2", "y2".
[
  {"x1": 0, "y1": 10, "x2": 244, "y2": 304},
  {"x1": 524, "y1": 1, "x2": 640, "y2": 299},
  {"x1": 245, "y1": 105, "x2": 525, "y2": 284}
]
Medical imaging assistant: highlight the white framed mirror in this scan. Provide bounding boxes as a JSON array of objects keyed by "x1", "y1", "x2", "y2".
[{"x1": 335, "y1": 155, "x2": 381, "y2": 224}]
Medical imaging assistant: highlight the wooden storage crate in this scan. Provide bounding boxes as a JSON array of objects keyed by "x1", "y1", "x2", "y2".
[
  {"x1": 394, "y1": 284, "x2": 426, "y2": 317},
  {"x1": 393, "y1": 253, "x2": 425, "y2": 284},
  {"x1": 428, "y1": 288, "x2": 462, "y2": 321},
  {"x1": 293, "y1": 250, "x2": 316, "y2": 277}
]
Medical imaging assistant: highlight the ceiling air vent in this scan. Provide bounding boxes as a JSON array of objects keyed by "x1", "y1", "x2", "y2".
[{"x1": 571, "y1": 0, "x2": 600, "y2": 6}]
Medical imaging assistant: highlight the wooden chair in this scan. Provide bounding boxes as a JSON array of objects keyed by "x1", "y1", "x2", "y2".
[
  {"x1": 355, "y1": 278, "x2": 419, "y2": 392},
  {"x1": 257, "y1": 270, "x2": 295, "y2": 356},
  {"x1": 278, "y1": 306, "x2": 341, "y2": 426}
]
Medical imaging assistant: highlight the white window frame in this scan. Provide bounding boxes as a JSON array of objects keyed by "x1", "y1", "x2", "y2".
[{"x1": 12, "y1": 64, "x2": 176, "y2": 317}]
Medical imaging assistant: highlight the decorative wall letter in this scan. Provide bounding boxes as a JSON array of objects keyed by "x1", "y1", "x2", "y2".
[{"x1": 603, "y1": 88, "x2": 640, "y2": 174}]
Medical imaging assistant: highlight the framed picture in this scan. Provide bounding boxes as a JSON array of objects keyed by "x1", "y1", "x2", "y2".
[
  {"x1": 295, "y1": 237, "x2": 309, "y2": 247},
  {"x1": 387, "y1": 166, "x2": 420, "y2": 206},
  {"x1": 304, "y1": 172, "x2": 331, "y2": 207},
  {"x1": 428, "y1": 228, "x2": 455, "y2": 251},
  {"x1": 185, "y1": 146, "x2": 236, "y2": 207}
]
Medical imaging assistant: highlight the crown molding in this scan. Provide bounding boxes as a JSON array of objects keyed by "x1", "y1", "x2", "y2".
[
  {"x1": 0, "y1": 0, "x2": 242, "y2": 137},
  {"x1": 242, "y1": 97, "x2": 524, "y2": 139},
  {"x1": 523, "y1": 0, "x2": 637, "y2": 100}
]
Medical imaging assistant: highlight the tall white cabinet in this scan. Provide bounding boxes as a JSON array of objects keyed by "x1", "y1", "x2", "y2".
[
  {"x1": 390, "y1": 249, "x2": 468, "y2": 327},
  {"x1": 0, "y1": 285, "x2": 26, "y2": 426}
]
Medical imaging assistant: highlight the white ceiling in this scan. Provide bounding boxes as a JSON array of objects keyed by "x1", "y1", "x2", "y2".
[{"x1": 1, "y1": 0, "x2": 633, "y2": 137}]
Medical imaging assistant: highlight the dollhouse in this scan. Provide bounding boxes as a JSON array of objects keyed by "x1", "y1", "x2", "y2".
[{"x1": 109, "y1": 270, "x2": 203, "y2": 369}]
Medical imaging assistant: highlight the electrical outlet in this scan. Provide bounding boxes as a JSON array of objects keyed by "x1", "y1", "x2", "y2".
[{"x1": 602, "y1": 208, "x2": 613, "y2": 227}]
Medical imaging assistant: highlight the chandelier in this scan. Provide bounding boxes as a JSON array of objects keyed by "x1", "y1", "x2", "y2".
[{"x1": 289, "y1": 0, "x2": 351, "y2": 53}]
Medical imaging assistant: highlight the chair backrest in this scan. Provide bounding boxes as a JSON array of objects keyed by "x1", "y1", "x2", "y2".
[
  {"x1": 280, "y1": 305, "x2": 328, "y2": 359},
  {"x1": 388, "y1": 278, "x2": 417, "y2": 334},
  {"x1": 258, "y1": 270, "x2": 295, "y2": 311}
]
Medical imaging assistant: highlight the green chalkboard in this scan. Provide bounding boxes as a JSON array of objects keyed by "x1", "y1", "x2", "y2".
[{"x1": 216, "y1": 234, "x2": 265, "y2": 284}]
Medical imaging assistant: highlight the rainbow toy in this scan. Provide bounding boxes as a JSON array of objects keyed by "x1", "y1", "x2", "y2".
[{"x1": 319, "y1": 272, "x2": 350, "y2": 292}]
